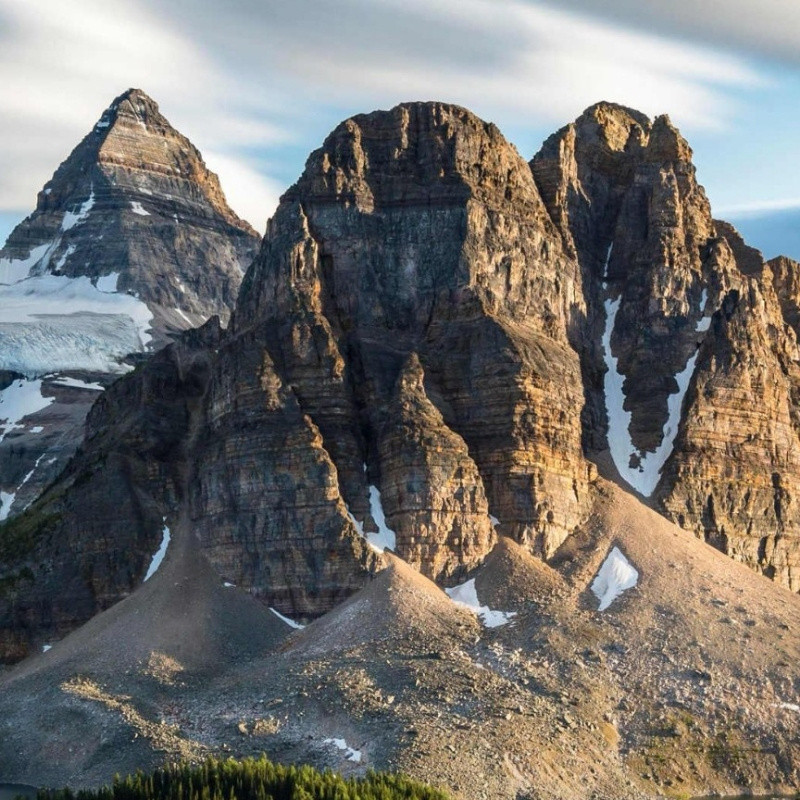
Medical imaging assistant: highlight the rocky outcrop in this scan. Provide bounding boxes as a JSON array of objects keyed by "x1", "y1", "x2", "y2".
[
  {"x1": 238, "y1": 102, "x2": 594, "y2": 557},
  {"x1": 0, "y1": 88, "x2": 260, "y2": 523},
  {"x1": 531, "y1": 103, "x2": 728, "y2": 474},
  {"x1": 375, "y1": 353, "x2": 496, "y2": 582},
  {"x1": 1, "y1": 101, "x2": 599, "y2": 659},
  {"x1": 531, "y1": 102, "x2": 800, "y2": 591},
  {"x1": 658, "y1": 244, "x2": 800, "y2": 590},
  {"x1": 0, "y1": 321, "x2": 221, "y2": 662},
  {"x1": 189, "y1": 322, "x2": 380, "y2": 618},
  {"x1": 9, "y1": 96, "x2": 800, "y2": 663}
]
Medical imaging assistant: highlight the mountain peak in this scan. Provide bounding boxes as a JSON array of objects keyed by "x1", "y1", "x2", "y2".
[
  {"x1": 0, "y1": 85, "x2": 259, "y2": 338},
  {"x1": 92, "y1": 87, "x2": 171, "y2": 140}
]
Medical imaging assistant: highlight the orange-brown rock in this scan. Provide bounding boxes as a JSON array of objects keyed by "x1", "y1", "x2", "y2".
[
  {"x1": 658, "y1": 248, "x2": 800, "y2": 591},
  {"x1": 239, "y1": 102, "x2": 594, "y2": 557},
  {"x1": 375, "y1": 353, "x2": 495, "y2": 582},
  {"x1": 189, "y1": 322, "x2": 380, "y2": 617}
]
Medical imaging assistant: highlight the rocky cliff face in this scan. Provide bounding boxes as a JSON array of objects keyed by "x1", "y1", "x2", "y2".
[
  {"x1": 530, "y1": 102, "x2": 800, "y2": 591},
  {"x1": 0, "y1": 322, "x2": 218, "y2": 661},
  {"x1": 531, "y1": 102, "x2": 727, "y2": 469},
  {"x1": 1, "y1": 101, "x2": 598, "y2": 658},
  {"x1": 236, "y1": 102, "x2": 594, "y2": 560},
  {"x1": 6, "y1": 97, "x2": 800, "y2": 664},
  {"x1": 657, "y1": 237, "x2": 800, "y2": 591},
  {"x1": 0, "y1": 88, "x2": 260, "y2": 524}
]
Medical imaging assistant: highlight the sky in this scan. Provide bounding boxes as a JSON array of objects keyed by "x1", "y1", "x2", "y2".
[{"x1": 2, "y1": 0, "x2": 800, "y2": 259}]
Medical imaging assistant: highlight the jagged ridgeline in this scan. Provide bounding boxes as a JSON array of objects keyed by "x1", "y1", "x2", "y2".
[
  {"x1": 3, "y1": 98, "x2": 800, "y2": 666},
  {"x1": 32, "y1": 757, "x2": 450, "y2": 800}
]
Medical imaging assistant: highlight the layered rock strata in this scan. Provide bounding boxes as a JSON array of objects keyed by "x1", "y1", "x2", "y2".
[
  {"x1": 531, "y1": 102, "x2": 800, "y2": 590},
  {"x1": 375, "y1": 353, "x2": 496, "y2": 581},
  {"x1": 236, "y1": 102, "x2": 594, "y2": 558},
  {"x1": 0, "y1": 88, "x2": 259, "y2": 522},
  {"x1": 9, "y1": 96, "x2": 800, "y2": 662}
]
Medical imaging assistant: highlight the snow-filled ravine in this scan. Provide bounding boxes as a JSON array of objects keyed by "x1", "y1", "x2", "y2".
[
  {"x1": 270, "y1": 607, "x2": 305, "y2": 630},
  {"x1": 346, "y1": 471, "x2": 397, "y2": 553},
  {"x1": 143, "y1": 523, "x2": 171, "y2": 582},
  {"x1": 602, "y1": 289, "x2": 711, "y2": 497},
  {"x1": 591, "y1": 546, "x2": 638, "y2": 611},
  {"x1": 0, "y1": 452, "x2": 49, "y2": 521},
  {"x1": 446, "y1": 578, "x2": 516, "y2": 628}
]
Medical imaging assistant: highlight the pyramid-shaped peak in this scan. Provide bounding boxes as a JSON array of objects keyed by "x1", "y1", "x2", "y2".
[{"x1": 94, "y1": 87, "x2": 170, "y2": 134}]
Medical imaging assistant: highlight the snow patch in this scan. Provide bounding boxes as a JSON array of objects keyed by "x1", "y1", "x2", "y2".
[
  {"x1": 591, "y1": 546, "x2": 638, "y2": 611},
  {"x1": 143, "y1": 523, "x2": 171, "y2": 582},
  {"x1": 367, "y1": 485, "x2": 396, "y2": 552},
  {"x1": 42, "y1": 644, "x2": 52, "y2": 653},
  {"x1": 130, "y1": 201, "x2": 150, "y2": 216},
  {"x1": 61, "y1": 189, "x2": 95, "y2": 232},
  {"x1": 445, "y1": 578, "x2": 516, "y2": 628},
  {"x1": 29, "y1": 425, "x2": 44, "y2": 433},
  {"x1": 3, "y1": 452, "x2": 51, "y2": 518},
  {"x1": 489, "y1": 515, "x2": 500, "y2": 527},
  {"x1": 223, "y1": 581, "x2": 235, "y2": 588},
  {"x1": 95, "y1": 273, "x2": 119, "y2": 292},
  {"x1": 0, "y1": 243, "x2": 53, "y2": 284},
  {"x1": 0, "y1": 491, "x2": 16, "y2": 522},
  {"x1": 0, "y1": 379, "x2": 54, "y2": 443},
  {"x1": 779, "y1": 702, "x2": 800, "y2": 712},
  {"x1": 51, "y1": 376, "x2": 104, "y2": 391},
  {"x1": 603, "y1": 242, "x2": 613, "y2": 280},
  {"x1": 270, "y1": 607, "x2": 305, "y2": 630},
  {"x1": 696, "y1": 289, "x2": 712, "y2": 332},
  {"x1": 324, "y1": 738, "x2": 362, "y2": 763},
  {"x1": 175, "y1": 307, "x2": 193, "y2": 326}
]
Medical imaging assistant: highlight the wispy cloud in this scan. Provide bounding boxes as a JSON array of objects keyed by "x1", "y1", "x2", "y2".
[
  {"x1": 716, "y1": 198, "x2": 800, "y2": 219},
  {"x1": 538, "y1": 0, "x2": 800, "y2": 66},
  {"x1": 0, "y1": 0, "x2": 769, "y2": 230}
]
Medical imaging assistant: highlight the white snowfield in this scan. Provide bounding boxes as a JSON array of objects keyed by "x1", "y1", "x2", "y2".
[
  {"x1": 603, "y1": 288, "x2": 710, "y2": 497},
  {"x1": 0, "y1": 379, "x2": 54, "y2": 444},
  {"x1": 323, "y1": 737, "x2": 362, "y2": 763},
  {"x1": 143, "y1": 524, "x2": 171, "y2": 582},
  {"x1": 446, "y1": 578, "x2": 516, "y2": 628},
  {"x1": 0, "y1": 491, "x2": 15, "y2": 522},
  {"x1": 50, "y1": 376, "x2": 105, "y2": 391},
  {"x1": 0, "y1": 189, "x2": 154, "y2": 377},
  {"x1": 130, "y1": 201, "x2": 150, "y2": 216},
  {"x1": 61, "y1": 189, "x2": 95, "y2": 232},
  {"x1": 0, "y1": 243, "x2": 52, "y2": 284},
  {"x1": 0, "y1": 273, "x2": 153, "y2": 376},
  {"x1": 591, "y1": 546, "x2": 639, "y2": 611}
]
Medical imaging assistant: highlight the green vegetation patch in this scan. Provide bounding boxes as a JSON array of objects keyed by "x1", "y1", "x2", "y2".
[
  {"x1": 0, "y1": 504, "x2": 59, "y2": 564},
  {"x1": 35, "y1": 755, "x2": 451, "y2": 800}
]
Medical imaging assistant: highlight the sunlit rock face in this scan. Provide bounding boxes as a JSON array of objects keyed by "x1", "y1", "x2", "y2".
[{"x1": 8, "y1": 97, "x2": 800, "y2": 664}]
